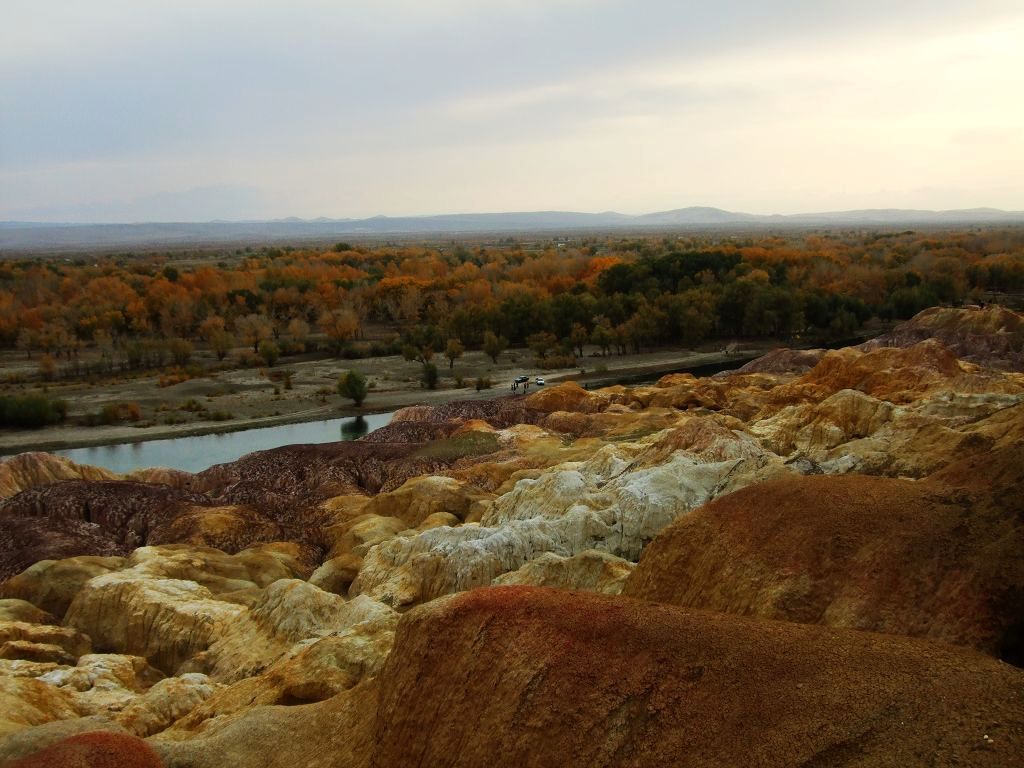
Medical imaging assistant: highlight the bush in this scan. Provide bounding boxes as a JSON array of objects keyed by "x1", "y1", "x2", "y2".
[
  {"x1": 422, "y1": 363, "x2": 439, "y2": 390},
  {"x1": 537, "y1": 354, "x2": 577, "y2": 370},
  {"x1": 158, "y1": 367, "x2": 198, "y2": 388},
  {"x1": 475, "y1": 376, "x2": 492, "y2": 391},
  {"x1": 84, "y1": 401, "x2": 144, "y2": 426},
  {"x1": 258, "y1": 339, "x2": 280, "y2": 367},
  {"x1": 168, "y1": 338, "x2": 193, "y2": 366},
  {"x1": 0, "y1": 394, "x2": 68, "y2": 429},
  {"x1": 37, "y1": 354, "x2": 57, "y2": 381},
  {"x1": 338, "y1": 370, "x2": 368, "y2": 407},
  {"x1": 341, "y1": 343, "x2": 371, "y2": 359},
  {"x1": 235, "y1": 350, "x2": 261, "y2": 368}
]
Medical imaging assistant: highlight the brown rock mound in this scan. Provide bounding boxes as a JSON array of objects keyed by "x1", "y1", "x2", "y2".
[
  {"x1": 9, "y1": 730, "x2": 163, "y2": 768},
  {"x1": 863, "y1": 305, "x2": 1024, "y2": 369},
  {"x1": 624, "y1": 448, "x2": 1024, "y2": 661},
  {"x1": 524, "y1": 381, "x2": 609, "y2": 414},
  {"x1": 735, "y1": 347, "x2": 826, "y2": 374},
  {"x1": 0, "y1": 482, "x2": 210, "y2": 581},
  {"x1": 0, "y1": 438, "x2": 468, "y2": 579},
  {"x1": 370, "y1": 586, "x2": 1024, "y2": 768},
  {"x1": 0, "y1": 453, "x2": 119, "y2": 501}
]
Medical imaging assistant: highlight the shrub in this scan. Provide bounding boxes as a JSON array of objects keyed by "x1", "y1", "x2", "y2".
[
  {"x1": 168, "y1": 338, "x2": 193, "y2": 366},
  {"x1": 37, "y1": 354, "x2": 57, "y2": 381},
  {"x1": 258, "y1": 339, "x2": 280, "y2": 367},
  {"x1": 158, "y1": 368, "x2": 195, "y2": 388},
  {"x1": 537, "y1": 354, "x2": 577, "y2": 370},
  {"x1": 235, "y1": 350, "x2": 261, "y2": 368},
  {"x1": 422, "y1": 363, "x2": 439, "y2": 390},
  {"x1": 0, "y1": 394, "x2": 68, "y2": 429},
  {"x1": 475, "y1": 376, "x2": 492, "y2": 391},
  {"x1": 84, "y1": 401, "x2": 144, "y2": 426},
  {"x1": 338, "y1": 370, "x2": 368, "y2": 406}
]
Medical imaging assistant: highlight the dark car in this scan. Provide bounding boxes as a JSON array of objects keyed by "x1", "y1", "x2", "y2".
[{"x1": 514, "y1": 375, "x2": 529, "y2": 383}]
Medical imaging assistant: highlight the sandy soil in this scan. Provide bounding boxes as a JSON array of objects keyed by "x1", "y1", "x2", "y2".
[{"x1": 0, "y1": 344, "x2": 765, "y2": 454}]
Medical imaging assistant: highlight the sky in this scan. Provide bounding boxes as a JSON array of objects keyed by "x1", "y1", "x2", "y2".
[{"x1": 1, "y1": 0, "x2": 1022, "y2": 222}]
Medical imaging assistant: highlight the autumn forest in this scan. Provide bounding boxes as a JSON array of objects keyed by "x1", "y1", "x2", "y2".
[{"x1": 1, "y1": 229, "x2": 1023, "y2": 387}]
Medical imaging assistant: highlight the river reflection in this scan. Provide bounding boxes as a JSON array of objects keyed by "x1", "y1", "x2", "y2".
[
  {"x1": 55, "y1": 411, "x2": 395, "y2": 474},
  {"x1": 340, "y1": 415, "x2": 369, "y2": 441}
]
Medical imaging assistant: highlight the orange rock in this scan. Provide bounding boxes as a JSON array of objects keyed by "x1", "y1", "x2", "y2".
[{"x1": 523, "y1": 381, "x2": 608, "y2": 414}]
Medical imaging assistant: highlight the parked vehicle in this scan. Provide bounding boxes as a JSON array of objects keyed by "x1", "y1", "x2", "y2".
[
  {"x1": 514, "y1": 375, "x2": 529, "y2": 383},
  {"x1": 535, "y1": 377, "x2": 546, "y2": 386}
]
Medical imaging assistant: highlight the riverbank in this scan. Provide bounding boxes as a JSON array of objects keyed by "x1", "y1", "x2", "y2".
[{"x1": 0, "y1": 345, "x2": 774, "y2": 455}]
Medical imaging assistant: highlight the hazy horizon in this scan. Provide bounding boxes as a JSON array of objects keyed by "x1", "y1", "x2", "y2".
[{"x1": 2, "y1": 1, "x2": 1022, "y2": 223}]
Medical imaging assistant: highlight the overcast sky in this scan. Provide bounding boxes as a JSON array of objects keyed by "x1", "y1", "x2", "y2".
[{"x1": 1, "y1": 0, "x2": 1022, "y2": 222}]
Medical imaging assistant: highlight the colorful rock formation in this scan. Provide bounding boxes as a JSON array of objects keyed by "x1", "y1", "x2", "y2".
[{"x1": 0, "y1": 306, "x2": 1022, "y2": 766}]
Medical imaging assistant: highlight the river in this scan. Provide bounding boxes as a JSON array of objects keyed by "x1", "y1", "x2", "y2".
[
  {"x1": 55, "y1": 411, "x2": 397, "y2": 474},
  {"x1": 49, "y1": 353, "x2": 765, "y2": 475}
]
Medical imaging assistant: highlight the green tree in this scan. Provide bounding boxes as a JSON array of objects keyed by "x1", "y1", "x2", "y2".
[
  {"x1": 258, "y1": 339, "x2": 280, "y2": 367},
  {"x1": 168, "y1": 338, "x2": 193, "y2": 366},
  {"x1": 422, "y1": 362, "x2": 439, "y2": 390},
  {"x1": 482, "y1": 330, "x2": 508, "y2": 363},
  {"x1": 569, "y1": 323, "x2": 589, "y2": 357},
  {"x1": 590, "y1": 317, "x2": 613, "y2": 356},
  {"x1": 527, "y1": 331, "x2": 558, "y2": 361},
  {"x1": 444, "y1": 338, "x2": 465, "y2": 369},
  {"x1": 402, "y1": 344, "x2": 434, "y2": 366},
  {"x1": 337, "y1": 370, "x2": 368, "y2": 406},
  {"x1": 209, "y1": 330, "x2": 234, "y2": 361}
]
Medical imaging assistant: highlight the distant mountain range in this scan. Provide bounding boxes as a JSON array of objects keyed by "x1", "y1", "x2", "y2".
[{"x1": 2, "y1": 206, "x2": 1022, "y2": 252}]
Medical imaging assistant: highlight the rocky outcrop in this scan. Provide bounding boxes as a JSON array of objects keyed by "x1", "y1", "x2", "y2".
[
  {"x1": 0, "y1": 454, "x2": 119, "y2": 501},
  {"x1": 862, "y1": 305, "x2": 1024, "y2": 369},
  {"x1": 492, "y1": 550, "x2": 634, "y2": 594},
  {"x1": 0, "y1": 482, "x2": 211, "y2": 581},
  {"x1": 8, "y1": 731, "x2": 164, "y2": 768},
  {"x1": 734, "y1": 347, "x2": 826, "y2": 374},
  {"x1": 369, "y1": 586, "x2": 1024, "y2": 767},
  {"x1": 64, "y1": 571, "x2": 245, "y2": 675},
  {"x1": 353, "y1": 433, "x2": 788, "y2": 607},
  {"x1": 202, "y1": 581, "x2": 396, "y2": 682},
  {"x1": 624, "y1": 449, "x2": 1024, "y2": 660},
  {"x1": 2, "y1": 307, "x2": 1024, "y2": 764},
  {"x1": 1, "y1": 557, "x2": 126, "y2": 618},
  {"x1": 0, "y1": 676, "x2": 79, "y2": 738},
  {"x1": 0, "y1": 601, "x2": 53, "y2": 626},
  {"x1": 149, "y1": 680, "x2": 377, "y2": 768}
]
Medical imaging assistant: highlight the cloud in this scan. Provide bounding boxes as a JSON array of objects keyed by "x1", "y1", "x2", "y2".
[{"x1": 1, "y1": 0, "x2": 1021, "y2": 220}]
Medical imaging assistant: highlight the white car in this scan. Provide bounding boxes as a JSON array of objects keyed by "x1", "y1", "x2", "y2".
[{"x1": 535, "y1": 377, "x2": 546, "y2": 386}]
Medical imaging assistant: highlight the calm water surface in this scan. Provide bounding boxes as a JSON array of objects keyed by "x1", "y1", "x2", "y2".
[{"x1": 56, "y1": 411, "x2": 396, "y2": 474}]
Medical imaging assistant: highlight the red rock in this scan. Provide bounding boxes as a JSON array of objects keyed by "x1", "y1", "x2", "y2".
[
  {"x1": 623, "y1": 446, "x2": 1024, "y2": 660},
  {"x1": 10, "y1": 731, "x2": 163, "y2": 768},
  {"x1": 370, "y1": 586, "x2": 1024, "y2": 768}
]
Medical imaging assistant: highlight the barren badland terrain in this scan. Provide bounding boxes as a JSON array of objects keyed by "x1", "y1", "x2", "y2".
[{"x1": 0, "y1": 305, "x2": 1022, "y2": 766}]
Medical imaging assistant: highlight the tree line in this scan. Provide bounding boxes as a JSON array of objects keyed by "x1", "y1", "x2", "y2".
[{"x1": 1, "y1": 228, "x2": 1022, "y2": 380}]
